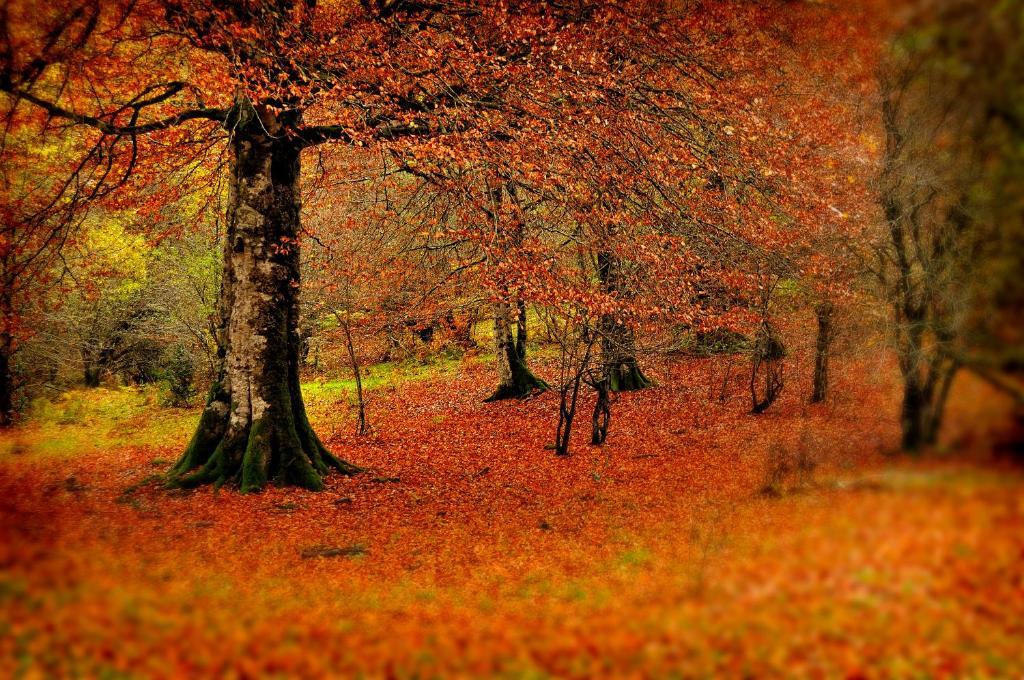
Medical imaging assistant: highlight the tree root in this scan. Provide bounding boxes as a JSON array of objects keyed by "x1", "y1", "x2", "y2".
[
  {"x1": 485, "y1": 362, "x2": 548, "y2": 402},
  {"x1": 168, "y1": 386, "x2": 361, "y2": 493},
  {"x1": 608, "y1": 361, "x2": 652, "y2": 392}
]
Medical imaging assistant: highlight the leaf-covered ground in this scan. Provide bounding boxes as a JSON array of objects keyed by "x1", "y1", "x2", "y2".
[{"x1": 1, "y1": 356, "x2": 1022, "y2": 678}]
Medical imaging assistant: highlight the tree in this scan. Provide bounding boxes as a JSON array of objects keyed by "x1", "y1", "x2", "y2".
[
  {"x1": 7, "y1": 0, "x2": 750, "y2": 488},
  {"x1": 875, "y1": 0, "x2": 1024, "y2": 450},
  {"x1": 62, "y1": 221, "x2": 156, "y2": 387},
  {"x1": 810, "y1": 300, "x2": 834, "y2": 404},
  {"x1": 594, "y1": 235, "x2": 651, "y2": 393},
  {"x1": 483, "y1": 180, "x2": 547, "y2": 401},
  {"x1": 3, "y1": 0, "x2": 890, "y2": 481},
  {"x1": 0, "y1": 72, "x2": 120, "y2": 422}
]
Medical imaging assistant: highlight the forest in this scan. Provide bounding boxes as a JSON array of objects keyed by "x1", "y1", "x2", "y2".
[{"x1": 1, "y1": 0, "x2": 1022, "y2": 677}]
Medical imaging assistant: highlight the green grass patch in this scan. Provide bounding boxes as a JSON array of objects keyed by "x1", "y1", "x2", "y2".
[
  {"x1": 0, "y1": 356, "x2": 475, "y2": 462},
  {"x1": 0, "y1": 388, "x2": 197, "y2": 460},
  {"x1": 303, "y1": 356, "x2": 465, "y2": 405}
]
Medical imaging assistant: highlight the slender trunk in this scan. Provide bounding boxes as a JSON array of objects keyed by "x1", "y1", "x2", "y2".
[
  {"x1": 924, "y1": 363, "x2": 956, "y2": 445},
  {"x1": 553, "y1": 322, "x2": 595, "y2": 456},
  {"x1": 591, "y1": 377, "x2": 610, "y2": 445},
  {"x1": 810, "y1": 301, "x2": 833, "y2": 403},
  {"x1": 339, "y1": 311, "x2": 368, "y2": 435},
  {"x1": 0, "y1": 335, "x2": 13, "y2": 427},
  {"x1": 485, "y1": 181, "x2": 545, "y2": 401},
  {"x1": 750, "y1": 321, "x2": 785, "y2": 414},
  {"x1": 0, "y1": 289, "x2": 14, "y2": 425},
  {"x1": 554, "y1": 373, "x2": 583, "y2": 457},
  {"x1": 170, "y1": 109, "x2": 359, "y2": 492}
]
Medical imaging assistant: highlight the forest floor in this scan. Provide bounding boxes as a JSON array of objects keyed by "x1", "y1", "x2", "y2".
[{"x1": 1, "y1": 353, "x2": 1022, "y2": 678}]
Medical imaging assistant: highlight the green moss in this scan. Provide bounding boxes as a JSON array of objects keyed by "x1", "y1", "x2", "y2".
[
  {"x1": 0, "y1": 388, "x2": 197, "y2": 461},
  {"x1": 608, "y1": 361, "x2": 652, "y2": 392},
  {"x1": 240, "y1": 417, "x2": 271, "y2": 493},
  {"x1": 485, "y1": 349, "x2": 548, "y2": 402},
  {"x1": 171, "y1": 394, "x2": 227, "y2": 476},
  {"x1": 302, "y1": 357, "x2": 464, "y2": 408}
]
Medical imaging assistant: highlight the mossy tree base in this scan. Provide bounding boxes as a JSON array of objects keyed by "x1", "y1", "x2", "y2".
[
  {"x1": 607, "y1": 361, "x2": 652, "y2": 392},
  {"x1": 169, "y1": 383, "x2": 360, "y2": 493},
  {"x1": 488, "y1": 298, "x2": 547, "y2": 402},
  {"x1": 485, "y1": 356, "x2": 548, "y2": 402}
]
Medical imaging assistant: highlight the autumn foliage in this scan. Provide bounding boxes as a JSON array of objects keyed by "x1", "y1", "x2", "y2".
[
  {"x1": 2, "y1": 349, "x2": 1023, "y2": 677},
  {"x1": 1, "y1": 0, "x2": 1022, "y2": 676}
]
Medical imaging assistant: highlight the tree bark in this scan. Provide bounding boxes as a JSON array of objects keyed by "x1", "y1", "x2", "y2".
[
  {"x1": 83, "y1": 351, "x2": 102, "y2": 388},
  {"x1": 169, "y1": 107, "x2": 359, "y2": 492},
  {"x1": 750, "y1": 321, "x2": 785, "y2": 414},
  {"x1": 604, "y1": 334, "x2": 651, "y2": 392},
  {"x1": 900, "y1": 356, "x2": 957, "y2": 450},
  {"x1": 892, "y1": 284, "x2": 959, "y2": 451},
  {"x1": 0, "y1": 333, "x2": 13, "y2": 427},
  {"x1": 554, "y1": 369, "x2": 582, "y2": 456},
  {"x1": 591, "y1": 377, "x2": 610, "y2": 445},
  {"x1": 810, "y1": 301, "x2": 833, "y2": 403},
  {"x1": 486, "y1": 299, "x2": 546, "y2": 401},
  {"x1": 900, "y1": 372, "x2": 927, "y2": 449},
  {"x1": 338, "y1": 310, "x2": 368, "y2": 435},
  {"x1": 596, "y1": 250, "x2": 651, "y2": 392},
  {"x1": 484, "y1": 180, "x2": 546, "y2": 402},
  {"x1": 515, "y1": 299, "x2": 528, "y2": 360}
]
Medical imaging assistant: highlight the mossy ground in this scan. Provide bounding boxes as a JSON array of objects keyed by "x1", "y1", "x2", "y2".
[{"x1": 2, "y1": 357, "x2": 469, "y2": 464}]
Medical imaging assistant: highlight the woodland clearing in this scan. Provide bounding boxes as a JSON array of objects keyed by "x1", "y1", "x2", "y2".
[{"x1": 2, "y1": 353, "x2": 1021, "y2": 679}]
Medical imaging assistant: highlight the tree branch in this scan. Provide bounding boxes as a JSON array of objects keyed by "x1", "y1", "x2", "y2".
[
  {"x1": 3, "y1": 87, "x2": 227, "y2": 135},
  {"x1": 297, "y1": 118, "x2": 437, "y2": 149}
]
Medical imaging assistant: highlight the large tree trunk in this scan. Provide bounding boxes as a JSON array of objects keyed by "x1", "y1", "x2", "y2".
[
  {"x1": 596, "y1": 250, "x2": 651, "y2": 392},
  {"x1": 486, "y1": 299, "x2": 546, "y2": 401},
  {"x1": 169, "y1": 112, "x2": 359, "y2": 492},
  {"x1": 810, "y1": 301, "x2": 833, "y2": 403},
  {"x1": 899, "y1": 354, "x2": 957, "y2": 451}
]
